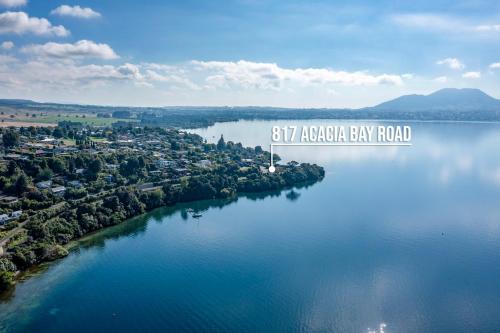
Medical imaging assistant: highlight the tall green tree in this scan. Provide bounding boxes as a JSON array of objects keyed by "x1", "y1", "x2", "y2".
[
  {"x1": 14, "y1": 173, "x2": 30, "y2": 195},
  {"x1": 2, "y1": 130, "x2": 19, "y2": 148},
  {"x1": 217, "y1": 135, "x2": 226, "y2": 150}
]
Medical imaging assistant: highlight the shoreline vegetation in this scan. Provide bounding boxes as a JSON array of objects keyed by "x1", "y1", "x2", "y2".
[{"x1": 0, "y1": 123, "x2": 324, "y2": 293}]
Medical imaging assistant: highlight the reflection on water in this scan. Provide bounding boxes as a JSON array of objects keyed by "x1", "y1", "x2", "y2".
[
  {"x1": 190, "y1": 120, "x2": 500, "y2": 188},
  {"x1": 1, "y1": 120, "x2": 500, "y2": 333}
]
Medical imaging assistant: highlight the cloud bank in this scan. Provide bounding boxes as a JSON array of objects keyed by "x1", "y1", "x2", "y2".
[
  {"x1": 0, "y1": 11, "x2": 69, "y2": 36},
  {"x1": 192, "y1": 60, "x2": 404, "y2": 89},
  {"x1": 22, "y1": 40, "x2": 119, "y2": 60},
  {"x1": 0, "y1": 0, "x2": 26, "y2": 8}
]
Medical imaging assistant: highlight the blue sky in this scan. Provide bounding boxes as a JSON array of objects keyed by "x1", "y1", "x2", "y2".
[{"x1": 1, "y1": 0, "x2": 500, "y2": 107}]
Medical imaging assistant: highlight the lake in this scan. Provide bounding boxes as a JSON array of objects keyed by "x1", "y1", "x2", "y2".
[{"x1": 2, "y1": 120, "x2": 500, "y2": 333}]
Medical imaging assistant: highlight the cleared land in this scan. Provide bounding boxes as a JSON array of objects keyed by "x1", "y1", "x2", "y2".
[{"x1": 0, "y1": 112, "x2": 136, "y2": 127}]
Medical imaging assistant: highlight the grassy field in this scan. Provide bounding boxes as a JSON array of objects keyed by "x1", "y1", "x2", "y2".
[
  {"x1": 89, "y1": 137, "x2": 109, "y2": 142},
  {"x1": 62, "y1": 139, "x2": 77, "y2": 146},
  {"x1": 0, "y1": 112, "x2": 138, "y2": 127}
]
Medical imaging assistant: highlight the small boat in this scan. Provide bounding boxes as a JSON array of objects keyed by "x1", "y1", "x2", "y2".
[{"x1": 192, "y1": 213, "x2": 202, "y2": 218}]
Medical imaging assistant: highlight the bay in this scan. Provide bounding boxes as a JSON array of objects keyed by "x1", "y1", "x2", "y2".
[{"x1": 1, "y1": 120, "x2": 500, "y2": 333}]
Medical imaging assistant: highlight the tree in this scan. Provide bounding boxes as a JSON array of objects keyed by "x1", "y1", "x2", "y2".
[
  {"x1": 2, "y1": 130, "x2": 19, "y2": 148},
  {"x1": 141, "y1": 190, "x2": 164, "y2": 210},
  {"x1": 52, "y1": 127, "x2": 64, "y2": 138},
  {"x1": 7, "y1": 160, "x2": 17, "y2": 176},
  {"x1": 48, "y1": 158, "x2": 65, "y2": 174},
  {"x1": 103, "y1": 196, "x2": 121, "y2": 211},
  {"x1": 36, "y1": 168, "x2": 54, "y2": 182},
  {"x1": 14, "y1": 173, "x2": 30, "y2": 195},
  {"x1": 119, "y1": 157, "x2": 140, "y2": 177},
  {"x1": 88, "y1": 159, "x2": 102, "y2": 176},
  {"x1": 0, "y1": 271, "x2": 14, "y2": 292},
  {"x1": 112, "y1": 110, "x2": 131, "y2": 118},
  {"x1": 217, "y1": 135, "x2": 226, "y2": 150}
]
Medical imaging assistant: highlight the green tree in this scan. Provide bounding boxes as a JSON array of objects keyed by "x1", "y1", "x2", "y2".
[
  {"x1": 14, "y1": 173, "x2": 30, "y2": 195},
  {"x1": 217, "y1": 135, "x2": 226, "y2": 150},
  {"x1": 2, "y1": 130, "x2": 19, "y2": 148},
  {"x1": 86, "y1": 159, "x2": 102, "y2": 180},
  {"x1": 7, "y1": 160, "x2": 18, "y2": 176},
  {"x1": 0, "y1": 271, "x2": 14, "y2": 292},
  {"x1": 52, "y1": 127, "x2": 64, "y2": 138},
  {"x1": 36, "y1": 168, "x2": 54, "y2": 182}
]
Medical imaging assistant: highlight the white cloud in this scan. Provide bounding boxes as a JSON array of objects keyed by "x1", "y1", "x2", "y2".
[
  {"x1": 489, "y1": 63, "x2": 500, "y2": 70},
  {"x1": 0, "y1": 57, "x2": 418, "y2": 107},
  {"x1": 145, "y1": 69, "x2": 200, "y2": 90},
  {"x1": 476, "y1": 24, "x2": 500, "y2": 32},
  {"x1": 117, "y1": 63, "x2": 143, "y2": 80},
  {"x1": 0, "y1": 60, "x2": 146, "y2": 91},
  {"x1": 51, "y1": 5, "x2": 101, "y2": 19},
  {"x1": 0, "y1": 54, "x2": 16, "y2": 63},
  {"x1": 434, "y1": 76, "x2": 448, "y2": 83},
  {"x1": 0, "y1": 11, "x2": 69, "y2": 36},
  {"x1": 392, "y1": 13, "x2": 500, "y2": 36},
  {"x1": 0, "y1": 0, "x2": 26, "y2": 8},
  {"x1": 1, "y1": 40, "x2": 13, "y2": 49},
  {"x1": 462, "y1": 71, "x2": 481, "y2": 79},
  {"x1": 402, "y1": 73, "x2": 414, "y2": 79},
  {"x1": 391, "y1": 14, "x2": 463, "y2": 32},
  {"x1": 22, "y1": 40, "x2": 118, "y2": 60},
  {"x1": 192, "y1": 60, "x2": 404, "y2": 90},
  {"x1": 436, "y1": 58, "x2": 465, "y2": 70}
]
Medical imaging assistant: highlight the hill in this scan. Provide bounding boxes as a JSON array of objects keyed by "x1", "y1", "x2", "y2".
[{"x1": 371, "y1": 88, "x2": 500, "y2": 111}]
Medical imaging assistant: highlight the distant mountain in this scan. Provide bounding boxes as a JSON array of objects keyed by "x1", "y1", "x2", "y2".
[
  {"x1": 371, "y1": 88, "x2": 500, "y2": 111},
  {"x1": 0, "y1": 99, "x2": 37, "y2": 106}
]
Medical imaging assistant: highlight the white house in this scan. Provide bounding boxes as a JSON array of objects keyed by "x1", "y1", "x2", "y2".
[
  {"x1": 10, "y1": 210, "x2": 22, "y2": 219},
  {"x1": 51, "y1": 186, "x2": 66, "y2": 196},
  {"x1": 36, "y1": 180, "x2": 52, "y2": 189},
  {"x1": 0, "y1": 214, "x2": 9, "y2": 225}
]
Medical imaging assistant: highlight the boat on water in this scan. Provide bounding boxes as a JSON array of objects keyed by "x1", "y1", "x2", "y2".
[{"x1": 192, "y1": 213, "x2": 202, "y2": 218}]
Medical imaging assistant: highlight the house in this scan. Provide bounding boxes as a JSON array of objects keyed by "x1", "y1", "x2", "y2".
[
  {"x1": 40, "y1": 137, "x2": 56, "y2": 144},
  {"x1": 51, "y1": 186, "x2": 66, "y2": 196},
  {"x1": 67, "y1": 180, "x2": 82, "y2": 188},
  {"x1": 174, "y1": 168, "x2": 189, "y2": 176},
  {"x1": 156, "y1": 159, "x2": 174, "y2": 169},
  {"x1": 0, "y1": 195, "x2": 19, "y2": 205},
  {"x1": 36, "y1": 180, "x2": 52, "y2": 189},
  {"x1": 104, "y1": 175, "x2": 115, "y2": 183},
  {"x1": 4, "y1": 153, "x2": 22, "y2": 160},
  {"x1": 10, "y1": 210, "x2": 22, "y2": 219},
  {"x1": 0, "y1": 214, "x2": 9, "y2": 225},
  {"x1": 196, "y1": 159, "x2": 212, "y2": 168},
  {"x1": 75, "y1": 168, "x2": 85, "y2": 174}
]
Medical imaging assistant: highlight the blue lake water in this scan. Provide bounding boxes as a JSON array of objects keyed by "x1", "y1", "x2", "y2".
[{"x1": 2, "y1": 120, "x2": 500, "y2": 333}]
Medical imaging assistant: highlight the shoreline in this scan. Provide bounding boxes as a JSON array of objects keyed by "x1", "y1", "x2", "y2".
[{"x1": 0, "y1": 177, "x2": 323, "y2": 296}]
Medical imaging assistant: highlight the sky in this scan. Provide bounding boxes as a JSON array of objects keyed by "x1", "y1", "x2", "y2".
[{"x1": 0, "y1": 0, "x2": 500, "y2": 108}]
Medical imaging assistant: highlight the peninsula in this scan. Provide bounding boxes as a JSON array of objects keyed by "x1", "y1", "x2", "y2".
[{"x1": 0, "y1": 123, "x2": 324, "y2": 292}]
